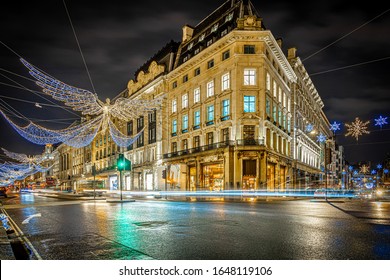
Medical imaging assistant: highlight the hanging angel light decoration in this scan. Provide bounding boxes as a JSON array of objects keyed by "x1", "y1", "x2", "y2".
[
  {"x1": 0, "y1": 147, "x2": 55, "y2": 185},
  {"x1": 0, "y1": 58, "x2": 163, "y2": 148}
]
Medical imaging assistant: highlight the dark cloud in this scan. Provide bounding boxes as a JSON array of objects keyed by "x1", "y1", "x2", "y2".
[{"x1": 1, "y1": 0, "x2": 389, "y2": 163}]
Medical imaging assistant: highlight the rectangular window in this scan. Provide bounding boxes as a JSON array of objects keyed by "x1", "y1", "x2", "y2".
[
  {"x1": 221, "y1": 73, "x2": 230, "y2": 91},
  {"x1": 172, "y1": 119, "x2": 177, "y2": 133},
  {"x1": 137, "y1": 116, "x2": 144, "y2": 131},
  {"x1": 207, "y1": 132, "x2": 214, "y2": 145},
  {"x1": 278, "y1": 108, "x2": 282, "y2": 124},
  {"x1": 194, "y1": 48, "x2": 200, "y2": 55},
  {"x1": 172, "y1": 99, "x2": 177, "y2": 113},
  {"x1": 222, "y1": 50, "x2": 230, "y2": 60},
  {"x1": 243, "y1": 96, "x2": 256, "y2": 113},
  {"x1": 137, "y1": 132, "x2": 144, "y2": 147},
  {"x1": 182, "y1": 93, "x2": 188, "y2": 108},
  {"x1": 194, "y1": 87, "x2": 200, "y2": 103},
  {"x1": 244, "y1": 45, "x2": 255, "y2": 54},
  {"x1": 182, "y1": 114, "x2": 188, "y2": 130},
  {"x1": 183, "y1": 74, "x2": 188, "y2": 83},
  {"x1": 207, "y1": 105, "x2": 214, "y2": 121},
  {"x1": 207, "y1": 80, "x2": 214, "y2": 97},
  {"x1": 222, "y1": 128, "x2": 229, "y2": 142},
  {"x1": 194, "y1": 136, "x2": 200, "y2": 148},
  {"x1": 207, "y1": 39, "x2": 213, "y2": 47},
  {"x1": 207, "y1": 59, "x2": 214, "y2": 69},
  {"x1": 244, "y1": 69, "x2": 256, "y2": 85},
  {"x1": 172, "y1": 142, "x2": 177, "y2": 153},
  {"x1": 273, "y1": 105, "x2": 277, "y2": 121},
  {"x1": 283, "y1": 92, "x2": 287, "y2": 108},
  {"x1": 287, "y1": 98, "x2": 291, "y2": 112},
  {"x1": 243, "y1": 125, "x2": 255, "y2": 140},
  {"x1": 278, "y1": 87, "x2": 282, "y2": 103},
  {"x1": 127, "y1": 121, "x2": 133, "y2": 136},
  {"x1": 266, "y1": 98, "x2": 271, "y2": 117},
  {"x1": 273, "y1": 81, "x2": 277, "y2": 98},
  {"x1": 266, "y1": 72, "x2": 271, "y2": 91},
  {"x1": 194, "y1": 67, "x2": 201, "y2": 76},
  {"x1": 211, "y1": 23, "x2": 219, "y2": 33},
  {"x1": 182, "y1": 139, "x2": 188, "y2": 150},
  {"x1": 173, "y1": 81, "x2": 177, "y2": 89},
  {"x1": 221, "y1": 29, "x2": 228, "y2": 36},
  {"x1": 222, "y1": 99, "x2": 230, "y2": 117},
  {"x1": 287, "y1": 117, "x2": 291, "y2": 132},
  {"x1": 194, "y1": 110, "x2": 201, "y2": 126}
]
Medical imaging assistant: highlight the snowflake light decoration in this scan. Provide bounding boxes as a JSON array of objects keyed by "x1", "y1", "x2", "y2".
[
  {"x1": 348, "y1": 166, "x2": 354, "y2": 172},
  {"x1": 360, "y1": 165, "x2": 370, "y2": 174},
  {"x1": 371, "y1": 170, "x2": 377, "y2": 175},
  {"x1": 305, "y1": 123, "x2": 314, "y2": 133},
  {"x1": 353, "y1": 170, "x2": 358, "y2": 176},
  {"x1": 329, "y1": 121, "x2": 341, "y2": 133},
  {"x1": 377, "y1": 164, "x2": 383, "y2": 169},
  {"x1": 384, "y1": 169, "x2": 389, "y2": 174},
  {"x1": 345, "y1": 117, "x2": 370, "y2": 141},
  {"x1": 316, "y1": 133, "x2": 327, "y2": 143},
  {"x1": 374, "y1": 116, "x2": 388, "y2": 128},
  {"x1": 0, "y1": 59, "x2": 163, "y2": 148}
]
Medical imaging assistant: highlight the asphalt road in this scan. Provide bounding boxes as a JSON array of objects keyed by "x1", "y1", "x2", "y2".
[{"x1": 1, "y1": 193, "x2": 389, "y2": 260}]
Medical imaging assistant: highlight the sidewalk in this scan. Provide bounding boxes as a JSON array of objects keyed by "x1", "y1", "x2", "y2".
[{"x1": 0, "y1": 213, "x2": 15, "y2": 260}]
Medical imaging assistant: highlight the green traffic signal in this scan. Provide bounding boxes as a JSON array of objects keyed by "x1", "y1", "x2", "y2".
[{"x1": 117, "y1": 154, "x2": 131, "y2": 171}]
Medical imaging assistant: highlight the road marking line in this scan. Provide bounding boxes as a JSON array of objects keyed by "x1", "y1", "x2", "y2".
[
  {"x1": 22, "y1": 213, "x2": 42, "y2": 224},
  {"x1": 1, "y1": 208, "x2": 43, "y2": 260}
]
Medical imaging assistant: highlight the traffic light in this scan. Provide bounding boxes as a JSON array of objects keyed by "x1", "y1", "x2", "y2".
[{"x1": 117, "y1": 154, "x2": 131, "y2": 171}]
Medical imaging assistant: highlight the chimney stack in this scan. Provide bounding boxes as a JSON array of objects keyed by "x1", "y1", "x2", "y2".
[
  {"x1": 287, "y1": 47, "x2": 297, "y2": 59},
  {"x1": 182, "y1": 25, "x2": 194, "y2": 42}
]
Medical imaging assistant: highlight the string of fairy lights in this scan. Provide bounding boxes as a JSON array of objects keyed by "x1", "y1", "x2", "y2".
[{"x1": 0, "y1": 148, "x2": 56, "y2": 186}]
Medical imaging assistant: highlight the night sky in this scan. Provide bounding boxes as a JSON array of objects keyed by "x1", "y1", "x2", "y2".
[{"x1": 1, "y1": 0, "x2": 389, "y2": 165}]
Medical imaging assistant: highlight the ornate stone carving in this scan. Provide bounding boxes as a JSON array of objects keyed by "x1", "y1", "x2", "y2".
[{"x1": 127, "y1": 61, "x2": 165, "y2": 95}]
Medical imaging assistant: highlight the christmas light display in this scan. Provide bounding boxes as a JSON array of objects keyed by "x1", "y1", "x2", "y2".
[
  {"x1": 371, "y1": 170, "x2": 377, "y2": 175},
  {"x1": 360, "y1": 165, "x2": 370, "y2": 174},
  {"x1": 0, "y1": 58, "x2": 163, "y2": 148},
  {"x1": 2, "y1": 148, "x2": 49, "y2": 164},
  {"x1": 305, "y1": 123, "x2": 314, "y2": 133},
  {"x1": 374, "y1": 116, "x2": 388, "y2": 128},
  {"x1": 345, "y1": 117, "x2": 370, "y2": 141},
  {"x1": 316, "y1": 133, "x2": 327, "y2": 143},
  {"x1": 329, "y1": 121, "x2": 341, "y2": 133},
  {"x1": 377, "y1": 164, "x2": 383, "y2": 169}
]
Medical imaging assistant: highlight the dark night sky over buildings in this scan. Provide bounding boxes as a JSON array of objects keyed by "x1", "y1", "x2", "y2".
[{"x1": 0, "y1": 0, "x2": 389, "y2": 165}]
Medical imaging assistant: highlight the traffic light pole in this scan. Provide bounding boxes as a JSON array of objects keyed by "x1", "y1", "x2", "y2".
[{"x1": 120, "y1": 170, "x2": 123, "y2": 201}]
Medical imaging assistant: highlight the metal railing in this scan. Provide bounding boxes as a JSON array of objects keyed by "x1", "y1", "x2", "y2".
[{"x1": 163, "y1": 139, "x2": 265, "y2": 159}]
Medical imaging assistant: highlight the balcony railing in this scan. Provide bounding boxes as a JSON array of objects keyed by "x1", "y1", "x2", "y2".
[
  {"x1": 236, "y1": 139, "x2": 265, "y2": 146},
  {"x1": 163, "y1": 139, "x2": 264, "y2": 159}
]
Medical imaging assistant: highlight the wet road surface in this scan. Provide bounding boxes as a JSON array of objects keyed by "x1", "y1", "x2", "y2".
[{"x1": 1, "y1": 193, "x2": 389, "y2": 259}]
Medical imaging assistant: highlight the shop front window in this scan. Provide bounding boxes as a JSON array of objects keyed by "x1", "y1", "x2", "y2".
[{"x1": 203, "y1": 163, "x2": 223, "y2": 191}]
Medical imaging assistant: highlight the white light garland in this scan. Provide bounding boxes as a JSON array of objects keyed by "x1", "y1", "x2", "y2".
[{"x1": 0, "y1": 59, "x2": 162, "y2": 148}]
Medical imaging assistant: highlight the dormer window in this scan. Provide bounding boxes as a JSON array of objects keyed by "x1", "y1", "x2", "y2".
[
  {"x1": 187, "y1": 42, "x2": 193, "y2": 51},
  {"x1": 211, "y1": 23, "x2": 219, "y2": 33},
  {"x1": 199, "y1": 34, "x2": 205, "y2": 42},
  {"x1": 225, "y1": 12, "x2": 234, "y2": 22}
]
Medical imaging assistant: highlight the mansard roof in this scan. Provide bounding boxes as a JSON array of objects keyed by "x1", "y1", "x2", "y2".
[{"x1": 176, "y1": 0, "x2": 265, "y2": 67}]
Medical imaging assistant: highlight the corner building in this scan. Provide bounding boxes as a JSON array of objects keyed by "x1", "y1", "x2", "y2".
[{"x1": 162, "y1": 0, "x2": 297, "y2": 191}]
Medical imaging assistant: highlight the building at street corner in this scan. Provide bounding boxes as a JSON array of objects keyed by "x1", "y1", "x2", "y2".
[{"x1": 51, "y1": 0, "x2": 336, "y2": 192}]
